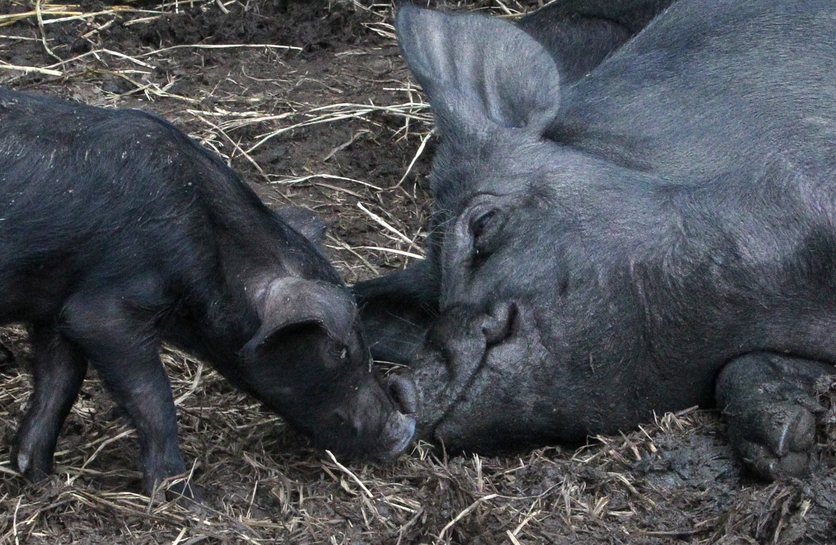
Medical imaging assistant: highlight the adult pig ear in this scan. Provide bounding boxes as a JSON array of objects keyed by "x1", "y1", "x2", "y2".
[
  {"x1": 273, "y1": 206, "x2": 328, "y2": 245},
  {"x1": 395, "y1": 4, "x2": 561, "y2": 135},
  {"x1": 244, "y1": 277, "x2": 357, "y2": 356}
]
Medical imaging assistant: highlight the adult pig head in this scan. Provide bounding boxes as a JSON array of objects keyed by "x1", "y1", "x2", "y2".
[{"x1": 357, "y1": 5, "x2": 634, "y2": 451}]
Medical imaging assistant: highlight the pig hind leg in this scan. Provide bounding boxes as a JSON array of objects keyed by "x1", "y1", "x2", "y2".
[
  {"x1": 12, "y1": 326, "x2": 87, "y2": 481},
  {"x1": 716, "y1": 352, "x2": 834, "y2": 480},
  {"x1": 60, "y1": 290, "x2": 195, "y2": 499}
]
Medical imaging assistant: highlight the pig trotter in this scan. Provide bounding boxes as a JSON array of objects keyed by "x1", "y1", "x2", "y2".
[
  {"x1": 716, "y1": 353, "x2": 833, "y2": 480},
  {"x1": 12, "y1": 327, "x2": 87, "y2": 481}
]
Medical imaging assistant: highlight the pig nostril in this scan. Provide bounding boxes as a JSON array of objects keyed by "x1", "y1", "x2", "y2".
[
  {"x1": 482, "y1": 301, "x2": 518, "y2": 346},
  {"x1": 387, "y1": 374, "x2": 418, "y2": 415}
]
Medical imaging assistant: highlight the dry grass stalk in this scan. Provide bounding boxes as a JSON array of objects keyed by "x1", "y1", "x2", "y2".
[
  {"x1": 0, "y1": 3, "x2": 150, "y2": 28},
  {"x1": 357, "y1": 202, "x2": 417, "y2": 247},
  {"x1": 136, "y1": 43, "x2": 304, "y2": 55},
  {"x1": 0, "y1": 60, "x2": 62, "y2": 75},
  {"x1": 247, "y1": 101, "x2": 431, "y2": 153}
]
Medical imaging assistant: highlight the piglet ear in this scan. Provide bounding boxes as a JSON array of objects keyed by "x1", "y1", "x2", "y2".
[
  {"x1": 395, "y1": 4, "x2": 561, "y2": 136},
  {"x1": 244, "y1": 277, "x2": 357, "y2": 356}
]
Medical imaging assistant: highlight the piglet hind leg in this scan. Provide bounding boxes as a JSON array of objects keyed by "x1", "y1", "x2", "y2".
[
  {"x1": 12, "y1": 326, "x2": 87, "y2": 482},
  {"x1": 60, "y1": 291, "x2": 199, "y2": 503},
  {"x1": 716, "y1": 352, "x2": 834, "y2": 480}
]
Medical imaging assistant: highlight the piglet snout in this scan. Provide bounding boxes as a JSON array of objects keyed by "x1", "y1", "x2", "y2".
[
  {"x1": 326, "y1": 372, "x2": 417, "y2": 460},
  {"x1": 387, "y1": 373, "x2": 418, "y2": 416},
  {"x1": 374, "y1": 374, "x2": 418, "y2": 458},
  {"x1": 378, "y1": 374, "x2": 418, "y2": 459}
]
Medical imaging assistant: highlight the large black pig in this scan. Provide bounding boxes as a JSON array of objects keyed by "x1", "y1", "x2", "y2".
[
  {"x1": 356, "y1": 0, "x2": 836, "y2": 480},
  {"x1": 0, "y1": 88, "x2": 415, "y2": 496}
]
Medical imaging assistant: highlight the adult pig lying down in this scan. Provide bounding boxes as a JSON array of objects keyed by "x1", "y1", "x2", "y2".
[
  {"x1": 355, "y1": 0, "x2": 836, "y2": 480},
  {"x1": 0, "y1": 88, "x2": 415, "y2": 497}
]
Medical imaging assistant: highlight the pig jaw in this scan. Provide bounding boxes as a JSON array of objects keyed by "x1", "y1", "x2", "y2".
[
  {"x1": 238, "y1": 307, "x2": 417, "y2": 460},
  {"x1": 404, "y1": 299, "x2": 592, "y2": 453},
  {"x1": 310, "y1": 368, "x2": 418, "y2": 460},
  {"x1": 265, "y1": 371, "x2": 418, "y2": 461}
]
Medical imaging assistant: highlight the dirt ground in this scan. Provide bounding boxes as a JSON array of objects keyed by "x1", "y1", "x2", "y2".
[{"x1": 0, "y1": 1, "x2": 834, "y2": 543}]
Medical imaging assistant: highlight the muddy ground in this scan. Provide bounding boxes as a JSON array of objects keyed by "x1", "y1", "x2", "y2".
[{"x1": 0, "y1": 1, "x2": 834, "y2": 543}]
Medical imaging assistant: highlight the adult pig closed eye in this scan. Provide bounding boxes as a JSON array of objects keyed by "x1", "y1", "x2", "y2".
[{"x1": 0, "y1": 88, "x2": 415, "y2": 499}]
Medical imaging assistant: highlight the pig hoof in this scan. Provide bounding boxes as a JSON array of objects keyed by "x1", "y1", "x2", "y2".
[
  {"x1": 727, "y1": 401, "x2": 818, "y2": 480},
  {"x1": 392, "y1": 415, "x2": 417, "y2": 457},
  {"x1": 148, "y1": 477, "x2": 205, "y2": 512},
  {"x1": 736, "y1": 439, "x2": 811, "y2": 480},
  {"x1": 717, "y1": 353, "x2": 832, "y2": 481},
  {"x1": 382, "y1": 412, "x2": 416, "y2": 460},
  {"x1": 10, "y1": 442, "x2": 52, "y2": 482}
]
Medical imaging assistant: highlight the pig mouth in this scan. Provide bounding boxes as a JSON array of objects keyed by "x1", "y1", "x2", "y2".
[
  {"x1": 410, "y1": 345, "x2": 491, "y2": 444},
  {"x1": 404, "y1": 299, "x2": 547, "y2": 448},
  {"x1": 409, "y1": 310, "x2": 550, "y2": 449}
]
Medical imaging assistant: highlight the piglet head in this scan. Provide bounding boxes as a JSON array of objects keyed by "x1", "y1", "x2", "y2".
[{"x1": 240, "y1": 277, "x2": 416, "y2": 460}]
